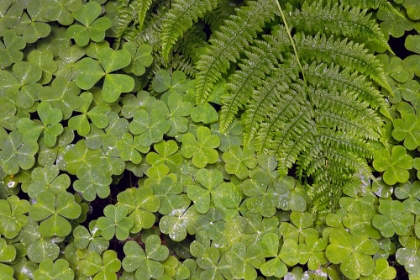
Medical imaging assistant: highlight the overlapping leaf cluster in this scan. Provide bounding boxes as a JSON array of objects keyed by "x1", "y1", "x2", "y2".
[{"x1": 0, "y1": 0, "x2": 419, "y2": 279}]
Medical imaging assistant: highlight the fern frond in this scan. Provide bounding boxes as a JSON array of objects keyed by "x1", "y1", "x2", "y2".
[
  {"x1": 295, "y1": 33, "x2": 392, "y2": 92},
  {"x1": 161, "y1": 0, "x2": 220, "y2": 62},
  {"x1": 241, "y1": 66, "x2": 299, "y2": 147},
  {"x1": 303, "y1": 62, "x2": 388, "y2": 112},
  {"x1": 204, "y1": 0, "x2": 241, "y2": 32},
  {"x1": 115, "y1": 0, "x2": 138, "y2": 46},
  {"x1": 310, "y1": 88, "x2": 383, "y2": 139},
  {"x1": 219, "y1": 39, "x2": 286, "y2": 133},
  {"x1": 137, "y1": 0, "x2": 154, "y2": 31},
  {"x1": 340, "y1": 0, "x2": 404, "y2": 18},
  {"x1": 289, "y1": 1, "x2": 390, "y2": 51},
  {"x1": 195, "y1": 0, "x2": 278, "y2": 104},
  {"x1": 268, "y1": 111, "x2": 315, "y2": 175}
]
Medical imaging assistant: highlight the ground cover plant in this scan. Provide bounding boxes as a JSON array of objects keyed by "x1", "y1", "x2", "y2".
[{"x1": 1, "y1": 0, "x2": 420, "y2": 279}]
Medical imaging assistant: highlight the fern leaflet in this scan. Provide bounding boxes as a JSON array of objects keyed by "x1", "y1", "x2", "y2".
[{"x1": 161, "y1": 0, "x2": 220, "y2": 62}]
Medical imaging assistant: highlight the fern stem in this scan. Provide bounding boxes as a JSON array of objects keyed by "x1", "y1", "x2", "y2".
[{"x1": 273, "y1": 0, "x2": 307, "y2": 85}]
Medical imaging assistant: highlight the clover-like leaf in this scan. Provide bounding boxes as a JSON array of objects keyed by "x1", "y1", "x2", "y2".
[
  {"x1": 18, "y1": 101, "x2": 64, "y2": 147},
  {"x1": 29, "y1": 190, "x2": 82, "y2": 237},
  {"x1": 73, "y1": 164, "x2": 113, "y2": 201},
  {"x1": 360, "y1": 258, "x2": 396, "y2": 280},
  {"x1": 372, "y1": 199, "x2": 414, "y2": 237},
  {"x1": 395, "y1": 181, "x2": 420, "y2": 215},
  {"x1": 66, "y1": 1, "x2": 112, "y2": 46},
  {"x1": 150, "y1": 176, "x2": 186, "y2": 215},
  {"x1": 0, "y1": 29, "x2": 25, "y2": 68},
  {"x1": 191, "y1": 102, "x2": 219, "y2": 124},
  {"x1": 372, "y1": 145, "x2": 413, "y2": 185},
  {"x1": 33, "y1": 259, "x2": 74, "y2": 280},
  {"x1": 225, "y1": 242, "x2": 264, "y2": 280},
  {"x1": 129, "y1": 102, "x2": 170, "y2": 148},
  {"x1": 75, "y1": 47, "x2": 134, "y2": 103},
  {"x1": 122, "y1": 236, "x2": 169, "y2": 280},
  {"x1": 96, "y1": 204, "x2": 134, "y2": 240},
  {"x1": 117, "y1": 132, "x2": 149, "y2": 164},
  {"x1": 39, "y1": 0, "x2": 82, "y2": 25},
  {"x1": 194, "y1": 208, "x2": 225, "y2": 242},
  {"x1": 0, "y1": 238, "x2": 16, "y2": 263},
  {"x1": 242, "y1": 171, "x2": 278, "y2": 217},
  {"x1": 395, "y1": 236, "x2": 420, "y2": 275},
  {"x1": 392, "y1": 114, "x2": 420, "y2": 150},
  {"x1": 116, "y1": 186, "x2": 160, "y2": 233},
  {"x1": 18, "y1": 2, "x2": 52, "y2": 43},
  {"x1": 377, "y1": 8, "x2": 413, "y2": 38},
  {"x1": 298, "y1": 235, "x2": 328, "y2": 270},
  {"x1": 73, "y1": 221, "x2": 109, "y2": 254},
  {"x1": 211, "y1": 120, "x2": 243, "y2": 152},
  {"x1": 326, "y1": 229, "x2": 379, "y2": 279},
  {"x1": 0, "y1": 130, "x2": 38, "y2": 175},
  {"x1": 165, "y1": 93, "x2": 193, "y2": 137},
  {"x1": 181, "y1": 126, "x2": 220, "y2": 168},
  {"x1": 146, "y1": 140, "x2": 183, "y2": 172},
  {"x1": 39, "y1": 77, "x2": 82, "y2": 120},
  {"x1": 187, "y1": 169, "x2": 235, "y2": 213},
  {"x1": 194, "y1": 246, "x2": 230, "y2": 280},
  {"x1": 27, "y1": 49, "x2": 57, "y2": 85},
  {"x1": 152, "y1": 70, "x2": 189, "y2": 95},
  {"x1": 223, "y1": 146, "x2": 257, "y2": 179},
  {"x1": 55, "y1": 44, "x2": 85, "y2": 80},
  {"x1": 280, "y1": 211, "x2": 318, "y2": 244},
  {"x1": 0, "y1": 61, "x2": 42, "y2": 109},
  {"x1": 80, "y1": 250, "x2": 121, "y2": 279},
  {"x1": 123, "y1": 42, "x2": 153, "y2": 76},
  {"x1": 0, "y1": 195, "x2": 29, "y2": 239},
  {"x1": 159, "y1": 204, "x2": 199, "y2": 242},
  {"x1": 121, "y1": 91, "x2": 156, "y2": 119},
  {"x1": 26, "y1": 164, "x2": 70, "y2": 198}
]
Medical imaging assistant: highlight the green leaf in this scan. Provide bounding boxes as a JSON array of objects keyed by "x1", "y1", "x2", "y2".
[
  {"x1": 372, "y1": 199, "x2": 414, "y2": 237},
  {"x1": 73, "y1": 221, "x2": 109, "y2": 254},
  {"x1": 0, "y1": 130, "x2": 38, "y2": 175},
  {"x1": 129, "y1": 102, "x2": 170, "y2": 147},
  {"x1": 0, "y1": 238, "x2": 16, "y2": 262},
  {"x1": 404, "y1": 1, "x2": 420, "y2": 21},
  {"x1": 146, "y1": 140, "x2": 182, "y2": 171},
  {"x1": 73, "y1": 164, "x2": 113, "y2": 201},
  {"x1": 225, "y1": 242, "x2": 264, "y2": 280},
  {"x1": 66, "y1": 2, "x2": 111, "y2": 46},
  {"x1": 150, "y1": 176, "x2": 185, "y2": 215},
  {"x1": 0, "y1": 195, "x2": 29, "y2": 239},
  {"x1": 39, "y1": 77, "x2": 82, "y2": 120},
  {"x1": 103, "y1": 73, "x2": 135, "y2": 103},
  {"x1": 181, "y1": 126, "x2": 220, "y2": 168},
  {"x1": 116, "y1": 186, "x2": 160, "y2": 233},
  {"x1": 191, "y1": 102, "x2": 219, "y2": 124},
  {"x1": 27, "y1": 237, "x2": 60, "y2": 263},
  {"x1": 75, "y1": 57, "x2": 105, "y2": 90},
  {"x1": 392, "y1": 114, "x2": 420, "y2": 150},
  {"x1": 33, "y1": 259, "x2": 74, "y2": 280},
  {"x1": 223, "y1": 146, "x2": 257, "y2": 180},
  {"x1": 122, "y1": 236, "x2": 169, "y2": 280},
  {"x1": 96, "y1": 204, "x2": 134, "y2": 240},
  {"x1": 80, "y1": 250, "x2": 121, "y2": 279},
  {"x1": 123, "y1": 42, "x2": 153, "y2": 76},
  {"x1": 27, "y1": 164, "x2": 70, "y2": 198},
  {"x1": 372, "y1": 145, "x2": 413, "y2": 185},
  {"x1": 0, "y1": 29, "x2": 25, "y2": 68},
  {"x1": 242, "y1": 171, "x2": 277, "y2": 217},
  {"x1": 360, "y1": 258, "x2": 396, "y2": 280},
  {"x1": 159, "y1": 205, "x2": 199, "y2": 242},
  {"x1": 165, "y1": 93, "x2": 193, "y2": 137},
  {"x1": 29, "y1": 190, "x2": 82, "y2": 237},
  {"x1": 326, "y1": 229, "x2": 379, "y2": 279}
]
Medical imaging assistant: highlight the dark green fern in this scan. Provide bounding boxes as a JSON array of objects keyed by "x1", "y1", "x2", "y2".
[
  {"x1": 195, "y1": 0, "x2": 391, "y2": 212},
  {"x1": 115, "y1": 0, "x2": 393, "y2": 213}
]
